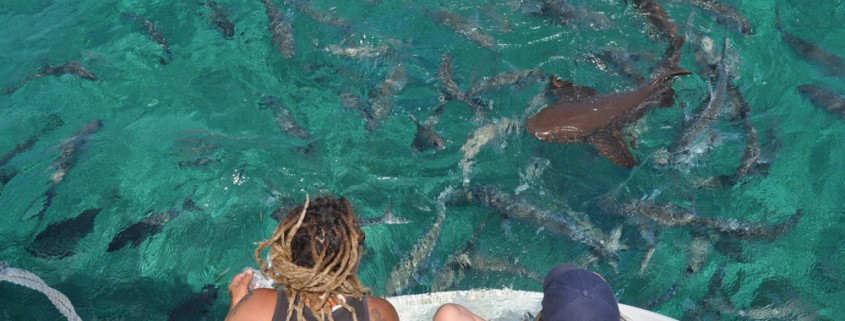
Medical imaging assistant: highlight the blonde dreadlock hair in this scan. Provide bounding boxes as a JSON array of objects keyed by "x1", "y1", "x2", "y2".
[{"x1": 255, "y1": 195, "x2": 369, "y2": 321}]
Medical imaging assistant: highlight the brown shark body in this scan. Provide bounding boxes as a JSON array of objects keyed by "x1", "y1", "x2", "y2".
[{"x1": 526, "y1": 67, "x2": 690, "y2": 168}]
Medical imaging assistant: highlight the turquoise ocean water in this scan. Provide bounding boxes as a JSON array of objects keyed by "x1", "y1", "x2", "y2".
[{"x1": 1, "y1": 0, "x2": 843, "y2": 320}]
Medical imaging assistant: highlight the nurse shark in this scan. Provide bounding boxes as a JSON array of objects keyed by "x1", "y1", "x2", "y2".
[{"x1": 526, "y1": 63, "x2": 690, "y2": 168}]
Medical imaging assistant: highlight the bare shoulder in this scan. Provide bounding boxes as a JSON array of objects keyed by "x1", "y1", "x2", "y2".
[
  {"x1": 367, "y1": 296, "x2": 400, "y2": 321},
  {"x1": 225, "y1": 288, "x2": 278, "y2": 321}
]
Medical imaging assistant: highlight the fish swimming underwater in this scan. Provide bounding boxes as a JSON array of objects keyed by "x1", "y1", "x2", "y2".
[
  {"x1": 459, "y1": 117, "x2": 519, "y2": 185},
  {"x1": 439, "y1": 53, "x2": 486, "y2": 115},
  {"x1": 469, "y1": 184, "x2": 623, "y2": 262},
  {"x1": 666, "y1": 37, "x2": 731, "y2": 166},
  {"x1": 107, "y1": 209, "x2": 178, "y2": 252},
  {"x1": 23, "y1": 119, "x2": 103, "y2": 221},
  {"x1": 775, "y1": 6, "x2": 845, "y2": 78},
  {"x1": 365, "y1": 64, "x2": 407, "y2": 131},
  {"x1": 384, "y1": 207, "x2": 445, "y2": 296},
  {"x1": 632, "y1": 0, "x2": 678, "y2": 43},
  {"x1": 797, "y1": 83, "x2": 845, "y2": 121},
  {"x1": 204, "y1": 1, "x2": 235, "y2": 39},
  {"x1": 590, "y1": 48, "x2": 649, "y2": 85},
  {"x1": 431, "y1": 212, "x2": 495, "y2": 292},
  {"x1": 178, "y1": 157, "x2": 221, "y2": 168},
  {"x1": 359, "y1": 200, "x2": 411, "y2": 227},
  {"x1": 107, "y1": 192, "x2": 201, "y2": 252},
  {"x1": 4, "y1": 62, "x2": 98, "y2": 95},
  {"x1": 617, "y1": 199, "x2": 803, "y2": 241},
  {"x1": 733, "y1": 93, "x2": 765, "y2": 184},
  {"x1": 0, "y1": 168, "x2": 17, "y2": 188},
  {"x1": 260, "y1": 0, "x2": 295, "y2": 59},
  {"x1": 466, "y1": 68, "x2": 545, "y2": 97},
  {"x1": 428, "y1": 9, "x2": 495, "y2": 49},
  {"x1": 531, "y1": 0, "x2": 611, "y2": 30},
  {"x1": 49, "y1": 120, "x2": 103, "y2": 186},
  {"x1": 286, "y1": 0, "x2": 348, "y2": 28},
  {"x1": 0, "y1": 114, "x2": 65, "y2": 190},
  {"x1": 410, "y1": 114, "x2": 446, "y2": 152},
  {"x1": 684, "y1": 0, "x2": 754, "y2": 35},
  {"x1": 122, "y1": 12, "x2": 173, "y2": 65},
  {"x1": 27, "y1": 208, "x2": 103, "y2": 259},
  {"x1": 526, "y1": 66, "x2": 690, "y2": 168},
  {"x1": 259, "y1": 94, "x2": 316, "y2": 154},
  {"x1": 384, "y1": 187, "x2": 451, "y2": 296}
]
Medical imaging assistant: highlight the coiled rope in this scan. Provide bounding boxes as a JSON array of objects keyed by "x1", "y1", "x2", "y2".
[{"x1": 0, "y1": 261, "x2": 82, "y2": 321}]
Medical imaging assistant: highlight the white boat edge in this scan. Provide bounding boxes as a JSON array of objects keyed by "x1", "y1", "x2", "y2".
[{"x1": 386, "y1": 289, "x2": 678, "y2": 321}]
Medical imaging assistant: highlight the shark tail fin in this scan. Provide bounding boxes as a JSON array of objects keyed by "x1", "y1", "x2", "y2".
[{"x1": 652, "y1": 66, "x2": 691, "y2": 86}]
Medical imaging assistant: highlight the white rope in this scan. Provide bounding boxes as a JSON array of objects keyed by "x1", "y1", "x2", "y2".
[{"x1": 0, "y1": 261, "x2": 83, "y2": 321}]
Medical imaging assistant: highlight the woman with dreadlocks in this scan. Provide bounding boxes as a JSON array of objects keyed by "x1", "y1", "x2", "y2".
[{"x1": 225, "y1": 195, "x2": 400, "y2": 321}]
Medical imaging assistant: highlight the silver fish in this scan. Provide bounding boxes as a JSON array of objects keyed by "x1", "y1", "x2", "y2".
[
  {"x1": 466, "y1": 68, "x2": 545, "y2": 97},
  {"x1": 360, "y1": 200, "x2": 411, "y2": 227},
  {"x1": 514, "y1": 156, "x2": 551, "y2": 195},
  {"x1": 666, "y1": 37, "x2": 731, "y2": 166},
  {"x1": 50, "y1": 119, "x2": 103, "y2": 185},
  {"x1": 429, "y1": 9, "x2": 495, "y2": 49},
  {"x1": 22, "y1": 120, "x2": 103, "y2": 221},
  {"x1": 384, "y1": 187, "x2": 451, "y2": 296},
  {"x1": 285, "y1": 0, "x2": 347, "y2": 27},
  {"x1": 702, "y1": 265, "x2": 819, "y2": 320},
  {"x1": 366, "y1": 64, "x2": 406, "y2": 131},
  {"x1": 617, "y1": 199, "x2": 803, "y2": 241},
  {"x1": 410, "y1": 114, "x2": 446, "y2": 152},
  {"x1": 261, "y1": 0, "x2": 295, "y2": 59},
  {"x1": 470, "y1": 255, "x2": 543, "y2": 284},
  {"x1": 686, "y1": 234, "x2": 712, "y2": 275},
  {"x1": 469, "y1": 184, "x2": 621, "y2": 261},
  {"x1": 439, "y1": 53, "x2": 486, "y2": 114},
  {"x1": 324, "y1": 42, "x2": 395, "y2": 59},
  {"x1": 734, "y1": 95, "x2": 761, "y2": 183},
  {"x1": 431, "y1": 212, "x2": 496, "y2": 292},
  {"x1": 458, "y1": 118, "x2": 519, "y2": 186}
]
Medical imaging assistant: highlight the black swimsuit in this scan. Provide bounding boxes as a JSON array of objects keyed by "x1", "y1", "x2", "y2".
[{"x1": 271, "y1": 291, "x2": 370, "y2": 321}]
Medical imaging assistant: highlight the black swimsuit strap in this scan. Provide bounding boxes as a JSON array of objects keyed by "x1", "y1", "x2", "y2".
[{"x1": 271, "y1": 290, "x2": 370, "y2": 321}]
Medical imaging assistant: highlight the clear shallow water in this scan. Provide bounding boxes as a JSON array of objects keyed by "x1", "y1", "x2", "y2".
[{"x1": 1, "y1": 0, "x2": 844, "y2": 320}]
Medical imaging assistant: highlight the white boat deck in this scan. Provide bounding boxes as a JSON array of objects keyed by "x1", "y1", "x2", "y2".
[{"x1": 386, "y1": 289, "x2": 678, "y2": 321}]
